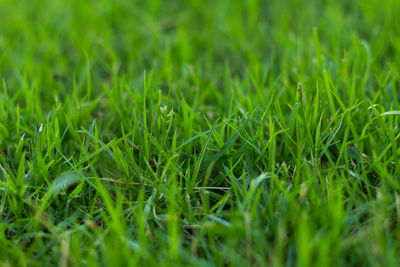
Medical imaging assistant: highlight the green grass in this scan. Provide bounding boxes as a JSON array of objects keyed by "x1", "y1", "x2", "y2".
[{"x1": 1, "y1": 0, "x2": 400, "y2": 266}]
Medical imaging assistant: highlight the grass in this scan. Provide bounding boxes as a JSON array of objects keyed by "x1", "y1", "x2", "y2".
[{"x1": 0, "y1": 0, "x2": 400, "y2": 266}]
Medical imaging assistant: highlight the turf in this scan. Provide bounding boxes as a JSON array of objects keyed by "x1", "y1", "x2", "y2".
[{"x1": 1, "y1": 0, "x2": 400, "y2": 266}]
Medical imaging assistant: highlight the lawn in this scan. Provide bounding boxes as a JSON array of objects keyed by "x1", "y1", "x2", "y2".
[{"x1": 1, "y1": 0, "x2": 400, "y2": 266}]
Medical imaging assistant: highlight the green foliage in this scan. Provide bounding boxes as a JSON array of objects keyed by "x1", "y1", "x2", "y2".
[{"x1": 1, "y1": 0, "x2": 400, "y2": 266}]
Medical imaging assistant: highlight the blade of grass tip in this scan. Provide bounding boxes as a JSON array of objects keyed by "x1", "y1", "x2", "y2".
[
  {"x1": 15, "y1": 134, "x2": 25, "y2": 168},
  {"x1": 381, "y1": 111, "x2": 400, "y2": 116}
]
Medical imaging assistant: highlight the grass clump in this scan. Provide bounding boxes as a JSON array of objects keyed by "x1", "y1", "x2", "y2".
[{"x1": 1, "y1": 0, "x2": 400, "y2": 266}]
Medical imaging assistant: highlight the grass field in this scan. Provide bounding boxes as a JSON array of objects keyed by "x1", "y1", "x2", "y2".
[{"x1": 1, "y1": 0, "x2": 400, "y2": 266}]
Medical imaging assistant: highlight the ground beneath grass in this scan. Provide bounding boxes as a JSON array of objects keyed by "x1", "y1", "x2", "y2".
[{"x1": 1, "y1": 0, "x2": 400, "y2": 266}]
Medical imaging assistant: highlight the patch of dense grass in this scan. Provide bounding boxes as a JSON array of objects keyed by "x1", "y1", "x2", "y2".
[{"x1": 1, "y1": 0, "x2": 400, "y2": 266}]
